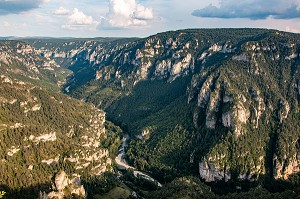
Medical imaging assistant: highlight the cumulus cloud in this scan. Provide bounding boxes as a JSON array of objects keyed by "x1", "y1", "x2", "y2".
[
  {"x1": 62, "y1": 8, "x2": 99, "y2": 30},
  {"x1": 54, "y1": 7, "x2": 70, "y2": 15},
  {"x1": 192, "y1": 0, "x2": 300, "y2": 20},
  {"x1": 0, "y1": 0, "x2": 49, "y2": 15},
  {"x1": 102, "y1": 0, "x2": 154, "y2": 28}
]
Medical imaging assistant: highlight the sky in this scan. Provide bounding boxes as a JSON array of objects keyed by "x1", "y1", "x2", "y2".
[{"x1": 0, "y1": 0, "x2": 300, "y2": 38}]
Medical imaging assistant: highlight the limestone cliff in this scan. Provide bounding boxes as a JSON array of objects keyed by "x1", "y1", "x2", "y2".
[{"x1": 39, "y1": 171, "x2": 86, "y2": 199}]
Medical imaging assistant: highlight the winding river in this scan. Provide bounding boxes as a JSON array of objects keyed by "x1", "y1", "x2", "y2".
[{"x1": 115, "y1": 135, "x2": 162, "y2": 187}]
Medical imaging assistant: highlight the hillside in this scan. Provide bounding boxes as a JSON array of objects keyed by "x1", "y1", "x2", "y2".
[
  {"x1": 0, "y1": 41, "x2": 116, "y2": 198},
  {"x1": 0, "y1": 40, "x2": 72, "y2": 92}
]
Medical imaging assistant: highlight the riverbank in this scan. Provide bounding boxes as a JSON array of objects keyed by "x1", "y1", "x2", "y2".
[{"x1": 115, "y1": 135, "x2": 162, "y2": 187}]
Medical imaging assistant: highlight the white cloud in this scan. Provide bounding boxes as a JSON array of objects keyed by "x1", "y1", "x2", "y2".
[
  {"x1": 54, "y1": 7, "x2": 70, "y2": 15},
  {"x1": 63, "y1": 8, "x2": 99, "y2": 30},
  {"x1": 69, "y1": 8, "x2": 94, "y2": 25},
  {"x1": 103, "y1": 0, "x2": 154, "y2": 28},
  {"x1": 133, "y1": 4, "x2": 153, "y2": 20}
]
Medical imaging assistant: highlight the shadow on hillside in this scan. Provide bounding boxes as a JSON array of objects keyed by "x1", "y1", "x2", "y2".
[{"x1": 0, "y1": 183, "x2": 51, "y2": 199}]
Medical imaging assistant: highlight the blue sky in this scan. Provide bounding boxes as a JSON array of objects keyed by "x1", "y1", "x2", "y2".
[{"x1": 0, "y1": 0, "x2": 300, "y2": 38}]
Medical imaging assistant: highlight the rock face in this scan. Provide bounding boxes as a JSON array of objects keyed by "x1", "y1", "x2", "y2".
[
  {"x1": 197, "y1": 75, "x2": 214, "y2": 107},
  {"x1": 29, "y1": 132, "x2": 57, "y2": 143},
  {"x1": 42, "y1": 171, "x2": 86, "y2": 199},
  {"x1": 192, "y1": 74, "x2": 251, "y2": 136},
  {"x1": 278, "y1": 100, "x2": 290, "y2": 123},
  {"x1": 55, "y1": 171, "x2": 69, "y2": 191},
  {"x1": 274, "y1": 157, "x2": 300, "y2": 180},
  {"x1": 199, "y1": 160, "x2": 231, "y2": 182},
  {"x1": 205, "y1": 83, "x2": 221, "y2": 129}
]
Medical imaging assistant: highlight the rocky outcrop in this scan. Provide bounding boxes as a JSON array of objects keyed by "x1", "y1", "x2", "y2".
[
  {"x1": 249, "y1": 88, "x2": 265, "y2": 128},
  {"x1": 41, "y1": 155, "x2": 60, "y2": 165},
  {"x1": 198, "y1": 42, "x2": 234, "y2": 63},
  {"x1": 7, "y1": 146, "x2": 20, "y2": 157},
  {"x1": 274, "y1": 156, "x2": 300, "y2": 180},
  {"x1": 199, "y1": 159, "x2": 230, "y2": 182},
  {"x1": 42, "y1": 171, "x2": 86, "y2": 199},
  {"x1": 285, "y1": 53, "x2": 298, "y2": 60},
  {"x1": 137, "y1": 60, "x2": 152, "y2": 79},
  {"x1": 194, "y1": 75, "x2": 250, "y2": 135},
  {"x1": 205, "y1": 84, "x2": 221, "y2": 129},
  {"x1": 54, "y1": 171, "x2": 69, "y2": 191},
  {"x1": 278, "y1": 99, "x2": 290, "y2": 123},
  {"x1": 232, "y1": 103, "x2": 250, "y2": 136},
  {"x1": 29, "y1": 132, "x2": 57, "y2": 143},
  {"x1": 197, "y1": 75, "x2": 214, "y2": 107},
  {"x1": 155, "y1": 59, "x2": 172, "y2": 77}
]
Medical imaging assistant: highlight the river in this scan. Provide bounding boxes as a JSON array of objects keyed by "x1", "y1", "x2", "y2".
[{"x1": 115, "y1": 135, "x2": 162, "y2": 187}]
